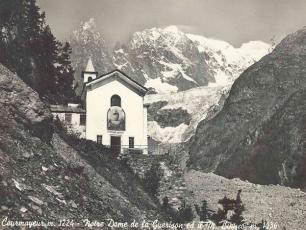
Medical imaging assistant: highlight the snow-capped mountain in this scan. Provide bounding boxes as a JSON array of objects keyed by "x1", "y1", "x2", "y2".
[
  {"x1": 113, "y1": 26, "x2": 213, "y2": 93},
  {"x1": 113, "y1": 26, "x2": 271, "y2": 93},
  {"x1": 70, "y1": 20, "x2": 271, "y2": 95},
  {"x1": 187, "y1": 34, "x2": 272, "y2": 86},
  {"x1": 70, "y1": 18, "x2": 114, "y2": 95}
]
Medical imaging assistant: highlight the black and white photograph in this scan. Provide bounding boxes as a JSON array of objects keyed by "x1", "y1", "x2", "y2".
[{"x1": 0, "y1": 0, "x2": 305, "y2": 229}]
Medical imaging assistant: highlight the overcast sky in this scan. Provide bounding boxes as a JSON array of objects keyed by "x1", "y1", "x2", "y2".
[{"x1": 37, "y1": 0, "x2": 306, "y2": 47}]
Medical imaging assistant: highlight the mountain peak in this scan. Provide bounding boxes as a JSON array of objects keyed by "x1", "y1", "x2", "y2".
[
  {"x1": 81, "y1": 17, "x2": 96, "y2": 31},
  {"x1": 163, "y1": 25, "x2": 180, "y2": 33}
]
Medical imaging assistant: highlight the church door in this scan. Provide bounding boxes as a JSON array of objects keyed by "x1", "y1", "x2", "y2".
[{"x1": 111, "y1": 136, "x2": 121, "y2": 155}]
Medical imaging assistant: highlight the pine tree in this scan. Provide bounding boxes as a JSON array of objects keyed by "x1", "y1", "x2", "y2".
[
  {"x1": 31, "y1": 25, "x2": 58, "y2": 95},
  {"x1": 0, "y1": 0, "x2": 76, "y2": 104},
  {"x1": 195, "y1": 200, "x2": 211, "y2": 221},
  {"x1": 211, "y1": 190, "x2": 245, "y2": 226},
  {"x1": 175, "y1": 200, "x2": 194, "y2": 224},
  {"x1": 231, "y1": 190, "x2": 245, "y2": 225},
  {"x1": 56, "y1": 42, "x2": 76, "y2": 103}
]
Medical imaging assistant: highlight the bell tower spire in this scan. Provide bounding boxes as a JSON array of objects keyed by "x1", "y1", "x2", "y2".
[{"x1": 82, "y1": 57, "x2": 98, "y2": 83}]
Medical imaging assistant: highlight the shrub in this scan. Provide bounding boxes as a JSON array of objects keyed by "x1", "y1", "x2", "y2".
[
  {"x1": 211, "y1": 190, "x2": 245, "y2": 226},
  {"x1": 258, "y1": 220, "x2": 268, "y2": 230},
  {"x1": 143, "y1": 162, "x2": 161, "y2": 195},
  {"x1": 175, "y1": 200, "x2": 194, "y2": 224},
  {"x1": 195, "y1": 199, "x2": 212, "y2": 221},
  {"x1": 231, "y1": 190, "x2": 245, "y2": 225}
]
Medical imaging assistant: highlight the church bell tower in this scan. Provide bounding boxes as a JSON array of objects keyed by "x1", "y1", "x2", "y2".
[{"x1": 82, "y1": 58, "x2": 98, "y2": 83}]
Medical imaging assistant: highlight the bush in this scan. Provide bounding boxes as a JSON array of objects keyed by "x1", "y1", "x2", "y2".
[
  {"x1": 231, "y1": 190, "x2": 245, "y2": 225},
  {"x1": 258, "y1": 220, "x2": 268, "y2": 230},
  {"x1": 143, "y1": 162, "x2": 161, "y2": 195},
  {"x1": 211, "y1": 190, "x2": 245, "y2": 226},
  {"x1": 195, "y1": 199, "x2": 212, "y2": 221},
  {"x1": 175, "y1": 200, "x2": 194, "y2": 224}
]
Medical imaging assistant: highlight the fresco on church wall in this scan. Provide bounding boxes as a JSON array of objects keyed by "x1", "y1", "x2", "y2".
[{"x1": 107, "y1": 106, "x2": 126, "y2": 131}]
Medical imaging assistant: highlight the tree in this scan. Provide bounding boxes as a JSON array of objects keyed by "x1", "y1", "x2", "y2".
[
  {"x1": 56, "y1": 42, "x2": 76, "y2": 103},
  {"x1": 195, "y1": 199, "x2": 212, "y2": 221},
  {"x1": 0, "y1": 0, "x2": 76, "y2": 104},
  {"x1": 32, "y1": 25, "x2": 58, "y2": 95},
  {"x1": 175, "y1": 200, "x2": 194, "y2": 224},
  {"x1": 231, "y1": 190, "x2": 245, "y2": 225},
  {"x1": 211, "y1": 190, "x2": 245, "y2": 226},
  {"x1": 143, "y1": 162, "x2": 160, "y2": 195}
]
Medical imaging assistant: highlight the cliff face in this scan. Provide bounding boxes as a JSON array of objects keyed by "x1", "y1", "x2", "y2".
[
  {"x1": 189, "y1": 27, "x2": 306, "y2": 188},
  {"x1": 0, "y1": 64, "x2": 164, "y2": 223}
]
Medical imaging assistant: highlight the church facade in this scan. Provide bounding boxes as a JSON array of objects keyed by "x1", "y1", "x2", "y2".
[{"x1": 51, "y1": 59, "x2": 149, "y2": 155}]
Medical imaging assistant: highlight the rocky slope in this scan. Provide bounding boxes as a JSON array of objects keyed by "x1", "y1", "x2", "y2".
[
  {"x1": 189, "y1": 27, "x2": 306, "y2": 189},
  {"x1": 0, "y1": 64, "x2": 165, "y2": 225},
  {"x1": 185, "y1": 170, "x2": 306, "y2": 230}
]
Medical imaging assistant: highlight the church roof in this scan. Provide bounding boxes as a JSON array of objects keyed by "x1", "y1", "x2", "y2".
[{"x1": 85, "y1": 69, "x2": 148, "y2": 96}]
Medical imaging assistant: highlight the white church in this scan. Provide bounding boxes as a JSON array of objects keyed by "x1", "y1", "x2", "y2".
[{"x1": 51, "y1": 59, "x2": 149, "y2": 155}]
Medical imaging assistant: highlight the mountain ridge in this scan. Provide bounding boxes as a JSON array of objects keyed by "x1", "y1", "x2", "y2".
[{"x1": 70, "y1": 19, "x2": 271, "y2": 95}]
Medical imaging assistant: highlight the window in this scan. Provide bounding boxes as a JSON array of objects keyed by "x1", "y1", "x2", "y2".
[
  {"x1": 65, "y1": 113, "x2": 72, "y2": 123},
  {"x1": 80, "y1": 114, "x2": 86, "y2": 126},
  {"x1": 129, "y1": 137, "x2": 134, "y2": 149},
  {"x1": 111, "y1": 94, "x2": 121, "y2": 107},
  {"x1": 88, "y1": 76, "x2": 93, "y2": 82},
  {"x1": 97, "y1": 135, "x2": 102, "y2": 145}
]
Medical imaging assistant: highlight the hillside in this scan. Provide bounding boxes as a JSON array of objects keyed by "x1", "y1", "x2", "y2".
[
  {"x1": 184, "y1": 170, "x2": 306, "y2": 230},
  {"x1": 0, "y1": 64, "x2": 165, "y2": 226},
  {"x1": 189, "y1": 27, "x2": 306, "y2": 188}
]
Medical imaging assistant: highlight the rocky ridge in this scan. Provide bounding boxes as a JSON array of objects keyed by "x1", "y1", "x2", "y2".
[
  {"x1": 113, "y1": 26, "x2": 271, "y2": 93},
  {"x1": 189, "y1": 27, "x2": 306, "y2": 188}
]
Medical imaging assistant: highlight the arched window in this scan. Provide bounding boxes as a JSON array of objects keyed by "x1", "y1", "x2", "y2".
[{"x1": 111, "y1": 94, "x2": 121, "y2": 107}]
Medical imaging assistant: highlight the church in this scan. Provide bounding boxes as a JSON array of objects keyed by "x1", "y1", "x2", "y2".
[{"x1": 51, "y1": 59, "x2": 149, "y2": 155}]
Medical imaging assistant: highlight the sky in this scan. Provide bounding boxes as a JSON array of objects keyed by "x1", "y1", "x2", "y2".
[{"x1": 37, "y1": 0, "x2": 306, "y2": 47}]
